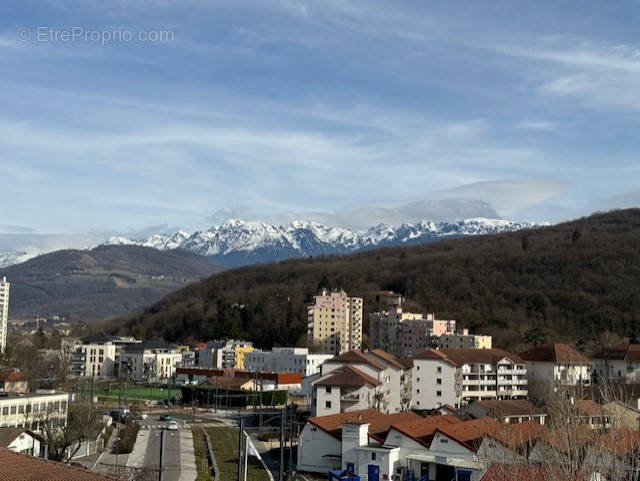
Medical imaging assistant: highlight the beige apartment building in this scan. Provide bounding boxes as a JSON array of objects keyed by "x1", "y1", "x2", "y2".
[
  {"x1": 0, "y1": 277, "x2": 9, "y2": 355},
  {"x1": 432, "y1": 329, "x2": 493, "y2": 349},
  {"x1": 308, "y1": 289, "x2": 362, "y2": 354}
]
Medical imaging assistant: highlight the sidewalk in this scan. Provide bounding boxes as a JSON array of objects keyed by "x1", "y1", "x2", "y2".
[{"x1": 179, "y1": 428, "x2": 197, "y2": 481}]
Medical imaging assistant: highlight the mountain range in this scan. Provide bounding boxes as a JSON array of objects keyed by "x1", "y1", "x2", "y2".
[
  {"x1": 103, "y1": 217, "x2": 537, "y2": 267},
  {"x1": 108, "y1": 209, "x2": 640, "y2": 352}
]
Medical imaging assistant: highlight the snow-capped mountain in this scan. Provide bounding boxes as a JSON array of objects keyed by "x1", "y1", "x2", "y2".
[
  {"x1": 103, "y1": 217, "x2": 536, "y2": 267},
  {"x1": 0, "y1": 250, "x2": 39, "y2": 269}
]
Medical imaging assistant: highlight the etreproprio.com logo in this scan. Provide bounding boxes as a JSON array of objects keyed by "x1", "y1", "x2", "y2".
[{"x1": 17, "y1": 26, "x2": 175, "y2": 45}]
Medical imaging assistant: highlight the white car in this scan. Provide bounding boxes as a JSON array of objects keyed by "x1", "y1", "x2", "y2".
[{"x1": 166, "y1": 421, "x2": 179, "y2": 431}]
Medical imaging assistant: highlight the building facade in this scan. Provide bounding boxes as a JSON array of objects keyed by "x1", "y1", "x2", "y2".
[
  {"x1": 412, "y1": 349, "x2": 528, "y2": 410},
  {"x1": 311, "y1": 350, "x2": 404, "y2": 416},
  {"x1": 0, "y1": 391, "x2": 69, "y2": 430},
  {"x1": 0, "y1": 277, "x2": 9, "y2": 354},
  {"x1": 69, "y1": 334, "x2": 141, "y2": 379},
  {"x1": 433, "y1": 330, "x2": 493, "y2": 350},
  {"x1": 369, "y1": 305, "x2": 456, "y2": 358},
  {"x1": 518, "y1": 343, "x2": 591, "y2": 398},
  {"x1": 197, "y1": 339, "x2": 254, "y2": 369},
  {"x1": 244, "y1": 347, "x2": 333, "y2": 376},
  {"x1": 592, "y1": 343, "x2": 640, "y2": 384},
  {"x1": 119, "y1": 339, "x2": 182, "y2": 382},
  {"x1": 308, "y1": 289, "x2": 363, "y2": 355}
]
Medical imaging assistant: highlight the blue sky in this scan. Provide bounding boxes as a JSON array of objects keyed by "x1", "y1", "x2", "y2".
[{"x1": 1, "y1": 0, "x2": 640, "y2": 241}]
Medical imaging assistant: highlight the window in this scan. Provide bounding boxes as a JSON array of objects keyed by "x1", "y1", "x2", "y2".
[
  {"x1": 325, "y1": 386, "x2": 331, "y2": 393},
  {"x1": 371, "y1": 452, "x2": 376, "y2": 461},
  {"x1": 2, "y1": 407, "x2": 7, "y2": 415},
  {"x1": 436, "y1": 391, "x2": 442, "y2": 397},
  {"x1": 416, "y1": 389, "x2": 420, "y2": 394},
  {"x1": 325, "y1": 401, "x2": 332, "y2": 409},
  {"x1": 437, "y1": 366, "x2": 442, "y2": 373},
  {"x1": 440, "y1": 438, "x2": 449, "y2": 444},
  {"x1": 437, "y1": 378, "x2": 442, "y2": 385},
  {"x1": 10, "y1": 406, "x2": 16, "y2": 415}
]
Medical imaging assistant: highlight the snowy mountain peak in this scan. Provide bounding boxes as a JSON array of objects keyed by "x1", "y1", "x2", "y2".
[{"x1": 0, "y1": 218, "x2": 537, "y2": 269}]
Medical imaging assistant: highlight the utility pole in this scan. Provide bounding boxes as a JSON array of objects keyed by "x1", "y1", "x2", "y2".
[
  {"x1": 279, "y1": 408, "x2": 285, "y2": 481},
  {"x1": 238, "y1": 418, "x2": 245, "y2": 481},
  {"x1": 159, "y1": 429, "x2": 165, "y2": 481}
]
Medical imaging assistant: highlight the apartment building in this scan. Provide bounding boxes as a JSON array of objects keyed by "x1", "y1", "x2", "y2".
[
  {"x1": 592, "y1": 342, "x2": 640, "y2": 384},
  {"x1": 69, "y1": 334, "x2": 140, "y2": 379},
  {"x1": 519, "y1": 343, "x2": 590, "y2": 398},
  {"x1": 244, "y1": 347, "x2": 333, "y2": 376},
  {"x1": 197, "y1": 339, "x2": 254, "y2": 369},
  {"x1": 0, "y1": 391, "x2": 69, "y2": 430},
  {"x1": 412, "y1": 348, "x2": 528, "y2": 410},
  {"x1": 119, "y1": 338, "x2": 182, "y2": 382},
  {"x1": 311, "y1": 350, "x2": 404, "y2": 416},
  {"x1": 308, "y1": 289, "x2": 363, "y2": 355},
  {"x1": 433, "y1": 330, "x2": 492, "y2": 349},
  {"x1": 0, "y1": 277, "x2": 9, "y2": 354},
  {"x1": 369, "y1": 304, "x2": 456, "y2": 358}
]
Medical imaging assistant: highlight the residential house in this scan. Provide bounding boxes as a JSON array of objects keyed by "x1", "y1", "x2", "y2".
[
  {"x1": 0, "y1": 427, "x2": 43, "y2": 457},
  {"x1": 0, "y1": 446, "x2": 118, "y2": 480},
  {"x1": 311, "y1": 350, "x2": 404, "y2": 416},
  {"x1": 519, "y1": 343, "x2": 591, "y2": 399},
  {"x1": 411, "y1": 349, "x2": 528, "y2": 410},
  {"x1": 603, "y1": 401, "x2": 640, "y2": 430},
  {"x1": 296, "y1": 408, "x2": 422, "y2": 474},
  {"x1": 592, "y1": 343, "x2": 640, "y2": 384},
  {"x1": 467, "y1": 400, "x2": 546, "y2": 425},
  {"x1": 0, "y1": 369, "x2": 28, "y2": 393}
]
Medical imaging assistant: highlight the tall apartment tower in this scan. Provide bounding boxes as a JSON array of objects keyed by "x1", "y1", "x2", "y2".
[
  {"x1": 307, "y1": 288, "x2": 363, "y2": 355},
  {"x1": 0, "y1": 277, "x2": 9, "y2": 355}
]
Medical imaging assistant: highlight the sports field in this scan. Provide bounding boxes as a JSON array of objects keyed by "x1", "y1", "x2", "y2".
[{"x1": 95, "y1": 386, "x2": 182, "y2": 402}]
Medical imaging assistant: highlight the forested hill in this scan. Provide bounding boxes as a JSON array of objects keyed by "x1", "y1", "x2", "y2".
[{"x1": 108, "y1": 209, "x2": 640, "y2": 351}]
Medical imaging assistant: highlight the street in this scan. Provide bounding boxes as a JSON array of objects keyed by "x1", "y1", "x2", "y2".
[{"x1": 140, "y1": 418, "x2": 189, "y2": 481}]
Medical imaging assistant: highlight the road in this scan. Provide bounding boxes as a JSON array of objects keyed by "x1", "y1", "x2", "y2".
[{"x1": 140, "y1": 418, "x2": 189, "y2": 481}]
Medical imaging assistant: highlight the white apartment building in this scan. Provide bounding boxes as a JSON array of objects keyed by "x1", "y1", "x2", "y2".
[
  {"x1": 0, "y1": 277, "x2": 9, "y2": 354},
  {"x1": 433, "y1": 330, "x2": 492, "y2": 350},
  {"x1": 0, "y1": 391, "x2": 69, "y2": 430},
  {"x1": 69, "y1": 334, "x2": 140, "y2": 379},
  {"x1": 119, "y1": 338, "x2": 182, "y2": 383},
  {"x1": 308, "y1": 289, "x2": 363, "y2": 355},
  {"x1": 244, "y1": 347, "x2": 333, "y2": 376},
  {"x1": 592, "y1": 343, "x2": 640, "y2": 384},
  {"x1": 197, "y1": 339, "x2": 254, "y2": 369},
  {"x1": 518, "y1": 343, "x2": 591, "y2": 398},
  {"x1": 411, "y1": 348, "x2": 528, "y2": 410},
  {"x1": 311, "y1": 350, "x2": 404, "y2": 416}
]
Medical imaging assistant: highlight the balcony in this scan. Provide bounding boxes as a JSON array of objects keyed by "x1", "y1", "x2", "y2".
[{"x1": 340, "y1": 394, "x2": 360, "y2": 403}]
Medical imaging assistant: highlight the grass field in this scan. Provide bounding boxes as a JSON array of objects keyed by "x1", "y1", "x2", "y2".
[
  {"x1": 206, "y1": 426, "x2": 270, "y2": 481},
  {"x1": 94, "y1": 386, "x2": 183, "y2": 402},
  {"x1": 192, "y1": 427, "x2": 213, "y2": 481}
]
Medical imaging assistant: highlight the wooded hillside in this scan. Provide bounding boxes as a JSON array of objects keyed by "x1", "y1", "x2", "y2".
[{"x1": 109, "y1": 209, "x2": 640, "y2": 352}]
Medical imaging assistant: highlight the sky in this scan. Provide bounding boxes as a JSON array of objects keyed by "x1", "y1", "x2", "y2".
[{"x1": 1, "y1": 0, "x2": 640, "y2": 247}]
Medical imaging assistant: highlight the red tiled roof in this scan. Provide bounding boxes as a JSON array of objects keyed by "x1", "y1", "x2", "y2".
[
  {"x1": 315, "y1": 365, "x2": 381, "y2": 387},
  {"x1": 325, "y1": 351, "x2": 386, "y2": 370},
  {"x1": 366, "y1": 411, "x2": 422, "y2": 442},
  {"x1": 0, "y1": 447, "x2": 118, "y2": 481},
  {"x1": 592, "y1": 343, "x2": 640, "y2": 362},
  {"x1": 507, "y1": 421, "x2": 545, "y2": 447},
  {"x1": 573, "y1": 399, "x2": 604, "y2": 416},
  {"x1": 389, "y1": 415, "x2": 463, "y2": 446},
  {"x1": 0, "y1": 369, "x2": 27, "y2": 383},
  {"x1": 433, "y1": 418, "x2": 503, "y2": 451},
  {"x1": 367, "y1": 350, "x2": 404, "y2": 369},
  {"x1": 307, "y1": 409, "x2": 386, "y2": 439},
  {"x1": 415, "y1": 348, "x2": 523, "y2": 366},
  {"x1": 519, "y1": 343, "x2": 590, "y2": 364}
]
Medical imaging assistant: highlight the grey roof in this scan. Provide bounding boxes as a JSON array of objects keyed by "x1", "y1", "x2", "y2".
[{"x1": 124, "y1": 338, "x2": 175, "y2": 352}]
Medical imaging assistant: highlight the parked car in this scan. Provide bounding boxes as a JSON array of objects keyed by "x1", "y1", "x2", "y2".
[
  {"x1": 166, "y1": 421, "x2": 179, "y2": 431},
  {"x1": 159, "y1": 414, "x2": 172, "y2": 422}
]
